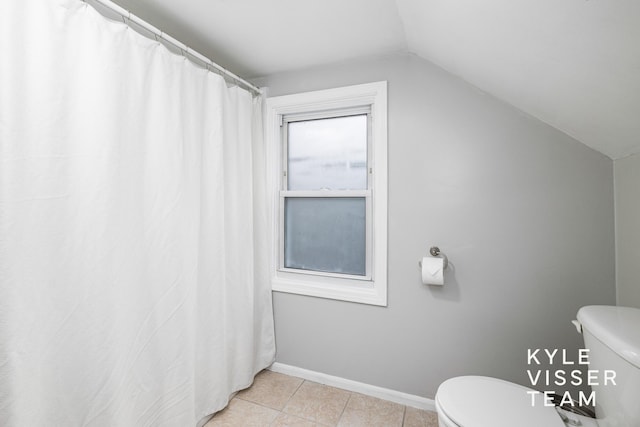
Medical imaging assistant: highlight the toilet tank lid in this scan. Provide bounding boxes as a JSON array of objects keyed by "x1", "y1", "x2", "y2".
[{"x1": 577, "y1": 305, "x2": 640, "y2": 369}]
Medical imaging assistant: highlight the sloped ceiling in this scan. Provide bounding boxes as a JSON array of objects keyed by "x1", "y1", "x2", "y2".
[
  {"x1": 396, "y1": 0, "x2": 640, "y2": 160},
  {"x1": 110, "y1": 0, "x2": 640, "y2": 159}
]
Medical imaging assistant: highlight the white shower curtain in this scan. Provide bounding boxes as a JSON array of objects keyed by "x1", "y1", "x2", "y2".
[{"x1": 0, "y1": 1, "x2": 275, "y2": 426}]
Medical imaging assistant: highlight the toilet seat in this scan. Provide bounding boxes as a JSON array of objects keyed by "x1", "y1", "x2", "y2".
[{"x1": 435, "y1": 376, "x2": 566, "y2": 427}]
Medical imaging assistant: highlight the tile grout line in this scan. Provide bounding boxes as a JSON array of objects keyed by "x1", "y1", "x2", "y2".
[
  {"x1": 246, "y1": 374, "x2": 303, "y2": 404},
  {"x1": 334, "y1": 389, "x2": 354, "y2": 427},
  {"x1": 239, "y1": 374, "x2": 308, "y2": 425},
  {"x1": 270, "y1": 378, "x2": 314, "y2": 426},
  {"x1": 218, "y1": 371, "x2": 437, "y2": 427},
  {"x1": 280, "y1": 377, "x2": 306, "y2": 413},
  {"x1": 234, "y1": 395, "x2": 281, "y2": 412},
  {"x1": 401, "y1": 404, "x2": 407, "y2": 427}
]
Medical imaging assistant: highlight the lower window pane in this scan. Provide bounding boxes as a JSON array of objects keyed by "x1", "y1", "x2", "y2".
[{"x1": 284, "y1": 197, "x2": 366, "y2": 276}]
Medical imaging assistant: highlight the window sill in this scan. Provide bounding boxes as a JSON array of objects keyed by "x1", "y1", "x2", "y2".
[{"x1": 272, "y1": 275, "x2": 387, "y2": 306}]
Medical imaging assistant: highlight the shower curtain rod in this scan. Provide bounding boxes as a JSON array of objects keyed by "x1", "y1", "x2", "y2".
[{"x1": 84, "y1": 0, "x2": 263, "y2": 96}]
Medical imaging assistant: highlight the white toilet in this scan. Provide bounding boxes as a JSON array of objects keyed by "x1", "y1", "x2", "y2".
[{"x1": 435, "y1": 305, "x2": 640, "y2": 427}]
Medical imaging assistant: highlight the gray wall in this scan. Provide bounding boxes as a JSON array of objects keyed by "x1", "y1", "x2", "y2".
[
  {"x1": 615, "y1": 152, "x2": 640, "y2": 308},
  {"x1": 252, "y1": 53, "x2": 616, "y2": 399}
]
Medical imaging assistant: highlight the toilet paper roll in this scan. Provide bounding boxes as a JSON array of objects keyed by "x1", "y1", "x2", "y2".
[{"x1": 421, "y1": 257, "x2": 444, "y2": 286}]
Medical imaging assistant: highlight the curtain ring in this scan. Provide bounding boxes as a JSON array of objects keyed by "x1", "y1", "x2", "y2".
[{"x1": 122, "y1": 11, "x2": 131, "y2": 26}]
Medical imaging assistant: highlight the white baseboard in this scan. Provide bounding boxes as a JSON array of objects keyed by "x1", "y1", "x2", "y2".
[{"x1": 268, "y1": 362, "x2": 436, "y2": 412}]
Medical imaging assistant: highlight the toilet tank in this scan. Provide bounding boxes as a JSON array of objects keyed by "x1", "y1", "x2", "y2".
[{"x1": 577, "y1": 306, "x2": 640, "y2": 427}]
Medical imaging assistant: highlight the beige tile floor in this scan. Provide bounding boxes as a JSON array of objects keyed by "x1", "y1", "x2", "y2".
[{"x1": 205, "y1": 370, "x2": 439, "y2": 427}]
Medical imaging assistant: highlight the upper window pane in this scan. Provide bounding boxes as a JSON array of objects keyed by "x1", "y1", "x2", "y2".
[{"x1": 287, "y1": 115, "x2": 367, "y2": 191}]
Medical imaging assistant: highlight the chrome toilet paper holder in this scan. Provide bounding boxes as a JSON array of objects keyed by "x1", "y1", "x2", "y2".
[{"x1": 419, "y1": 246, "x2": 449, "y2": 270}]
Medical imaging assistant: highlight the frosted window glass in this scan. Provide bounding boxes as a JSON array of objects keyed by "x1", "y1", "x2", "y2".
[
  {"x1": 284, "y1": 198, "x2": 366, "y2": 276},
  {"x1": 287, "y1": 115, "x2": 367, "y2": 190}
]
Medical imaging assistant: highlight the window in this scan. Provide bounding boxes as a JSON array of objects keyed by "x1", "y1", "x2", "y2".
[{"x1": 266, "y1": 82, "x2": 387, "y2": 306}]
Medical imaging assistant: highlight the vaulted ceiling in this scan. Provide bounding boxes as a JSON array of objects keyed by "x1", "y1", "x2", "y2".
[{"x1": 110, "y1": 0, "x2": 640, "y2": 159}]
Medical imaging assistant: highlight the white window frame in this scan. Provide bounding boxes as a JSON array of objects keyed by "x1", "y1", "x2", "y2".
[{"x1": 265, "y1": 81, "x2": 388, "y2": 306}]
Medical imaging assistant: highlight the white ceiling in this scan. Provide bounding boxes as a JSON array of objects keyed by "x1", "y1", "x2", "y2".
[{"x1": 110, "y1": 0, "x2": 640, "y2": 159}]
